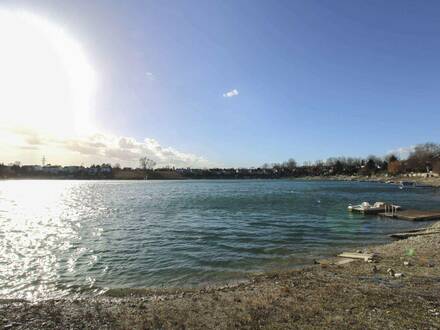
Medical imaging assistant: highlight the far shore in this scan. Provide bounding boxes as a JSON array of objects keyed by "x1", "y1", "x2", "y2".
[
  {"x1": 2, "y1": 221, "x2": 440, "y2": 329},
  {"x1": 2, "y1": 174, "x2": 440, "y2": 188}
]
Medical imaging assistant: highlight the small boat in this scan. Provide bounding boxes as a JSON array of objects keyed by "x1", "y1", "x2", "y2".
[{"x1": 348, "y1": 201, "x2": 400, "y2": 214}]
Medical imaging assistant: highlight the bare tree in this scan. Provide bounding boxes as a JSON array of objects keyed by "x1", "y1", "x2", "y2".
[
  {"x1": 284, "y1": 158, "x2": 297, "y2": 170},
  {"x1": 139, "y1": 157, "x2": 147, "y2": 170},
  {"x1": 139, "y1": 157, "x2": 156, "y2": 170},
  {"x1": 407, "y1": 143, "x2": 440, "y2": 172}
]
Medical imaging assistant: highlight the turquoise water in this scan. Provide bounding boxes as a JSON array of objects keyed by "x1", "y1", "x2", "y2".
[{"x1": 0, "y1": 179, "x2": 439, "y2": 300}]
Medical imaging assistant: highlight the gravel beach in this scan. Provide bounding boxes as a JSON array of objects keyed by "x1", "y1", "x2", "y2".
[{"x1": 2, "y1": 222, "x2": 440, "y2": 329}]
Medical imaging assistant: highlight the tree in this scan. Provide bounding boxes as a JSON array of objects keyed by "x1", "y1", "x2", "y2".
[
  {"x1": 365, "y1": 155, "x2": 384, "y2": 173},
  {"x1": 139, "y1": 157, "x2": 156, "y2": 170},
  {"x1": 281, "y1": 158, "x2": 296, "y2": 172},
  {"x1": 406, "y1": 143, "x2": 440, "y2": 172},
  {"x1": 334, "y1": 160, "x2": 343, "y2": 174},
  {"x1": 388, "y1": 160, "x2": 401, "y2": 175},
  {"x1": 387, "y1": 154, "x2": 398, "y2": 163},
  {"x1": 433, "y1": 159, "x2": 440, "y2": 175},
  {"x1": 284, "y1": 158, "x2": 297, "y2": 170}
]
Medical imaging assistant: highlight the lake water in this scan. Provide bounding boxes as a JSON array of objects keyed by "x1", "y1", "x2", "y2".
[{"x1": 1, "y1": 179, "x2": 439, "y2": 300}]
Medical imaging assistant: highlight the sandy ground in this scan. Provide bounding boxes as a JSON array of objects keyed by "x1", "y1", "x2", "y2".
[{"x1": 1, "y1": 222, "x2": 440, "y2": 329}]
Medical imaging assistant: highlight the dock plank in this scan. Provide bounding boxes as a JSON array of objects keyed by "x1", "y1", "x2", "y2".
[
  {"x1": 315, "y1": 258, "x2": 357, "y2": 266},
  {"x1": 378, "y1": 210, "x2": 440, "y2": 221},
  {"x1": 335, "y1": 258, "x2": 357, "y2": 265},
  {"x1": 338, "y1": 252, "x2": 376, "y2": 261}
]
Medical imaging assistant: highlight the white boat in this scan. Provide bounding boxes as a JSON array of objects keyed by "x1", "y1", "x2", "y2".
[{"x1": 348, "y1": 201, "x2": 399, "y2": 214}]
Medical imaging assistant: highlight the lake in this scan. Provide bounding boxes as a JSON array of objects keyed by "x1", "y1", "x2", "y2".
[{"x1": 1, "y1": 179, "x2": 439, "y2": 300}]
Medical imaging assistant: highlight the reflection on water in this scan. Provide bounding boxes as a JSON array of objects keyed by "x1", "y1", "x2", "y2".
[
  {"x1": 0, "y1": 181, "x2": 106, "y2": 300},
  {"x1": 0, "y1": 179, "x2": 438, "y2": 300}
]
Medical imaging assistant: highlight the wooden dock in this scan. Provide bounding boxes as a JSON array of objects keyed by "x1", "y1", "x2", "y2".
[{"x1": 378, "y1": 209, "x2": 440, "y2": 221}]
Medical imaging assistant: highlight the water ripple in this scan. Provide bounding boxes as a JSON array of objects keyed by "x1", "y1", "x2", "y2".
[{"x1": 0, "y1": 179, "x2": 438, "y2": 299}]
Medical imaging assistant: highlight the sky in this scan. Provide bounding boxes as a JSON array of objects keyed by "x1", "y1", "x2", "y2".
[{"x1": 1, "y1": 1, "x2": 439, "y2": 168}]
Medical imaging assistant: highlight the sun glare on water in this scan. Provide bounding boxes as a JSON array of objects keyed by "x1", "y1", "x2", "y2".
[{"x1": 0, "y1": 10, "x2": 97, "y2": 137}]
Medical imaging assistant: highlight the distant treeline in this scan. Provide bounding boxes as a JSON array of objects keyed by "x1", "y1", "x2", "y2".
[{"x1": 1, "y1": 143, "x2": 439, "y2": 180}]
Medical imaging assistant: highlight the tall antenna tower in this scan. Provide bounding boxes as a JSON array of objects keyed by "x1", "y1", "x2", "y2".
[{"x1": 42, "y1": 156, "x2": 46, "y2": 167}]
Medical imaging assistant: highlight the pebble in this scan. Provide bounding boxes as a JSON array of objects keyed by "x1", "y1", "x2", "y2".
[
  {"x1": 429, "y1": 309, "x2": 440, "y2": 316},
  {"x1": 394, "y1": 273, "x2": 404, "y2": 278},
  {"x1": 404, "y1": 261, "x2": 410, "y2": 266},
  {"x1": 387, "y1": 268, "x2": 395, "y2": 276}
]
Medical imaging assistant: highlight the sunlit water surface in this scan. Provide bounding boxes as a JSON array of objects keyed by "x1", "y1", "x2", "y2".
[{"x1": 1, "y1": 180, "x2": 439, "y2": 300}]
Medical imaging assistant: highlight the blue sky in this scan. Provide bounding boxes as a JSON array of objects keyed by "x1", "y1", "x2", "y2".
[{"x1": 2, "y1": 1, "x2": 440, "y2": 167}]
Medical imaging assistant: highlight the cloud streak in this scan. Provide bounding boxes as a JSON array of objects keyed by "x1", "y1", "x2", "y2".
[{"x1": 223, "y1": 89, "x2": 239, "y2": 98}]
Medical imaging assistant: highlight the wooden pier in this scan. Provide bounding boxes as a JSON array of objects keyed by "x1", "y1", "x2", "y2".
[{"x1": 378, "y1": 209, "x2": 440, "y2": 221}]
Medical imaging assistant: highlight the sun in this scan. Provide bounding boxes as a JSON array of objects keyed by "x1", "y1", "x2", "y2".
[{"x1": 0, "y1": 9, "x2": 97, "y2": 137}]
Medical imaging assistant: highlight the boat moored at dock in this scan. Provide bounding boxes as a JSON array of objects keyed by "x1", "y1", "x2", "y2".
[{"x1": 348, "y1": 202, "x2": 401, "y2": 215}]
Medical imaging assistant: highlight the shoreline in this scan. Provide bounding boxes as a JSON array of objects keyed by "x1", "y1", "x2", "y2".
[
  {"x1": 2, "y1": 222, "x2": 440, "y2": 328},
  {"x1": 2, "y1": 175, "x2": 440, "y2": 187},
  {"x1": 296, "y1": 174, "x2": 440, "y2": 187}
]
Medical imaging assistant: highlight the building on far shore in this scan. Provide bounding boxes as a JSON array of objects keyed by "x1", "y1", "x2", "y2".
[
  {"x1": 21, "y1": 165, "x2": 43, "y2": 172},
  {"x1": 64, "y1": 166, "x2": 83, "y2": 174},
  {"x1": 42, "y1": 165, "x2": 62, "y2": 175}
]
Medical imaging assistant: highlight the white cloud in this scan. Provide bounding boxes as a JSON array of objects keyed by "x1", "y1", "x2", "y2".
[
  {"x1": 145, "y1": 72, "x2": 155, "y2": 80},
  {"x1": 387, "y1": 145, "x2": 415, "y2": 159},
  {"x1": 0, "y1": 129, "x2": 211, "y2": 168},
  {"x1": 223, "y1": 89, "x2": 239, "y2": 98}
]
